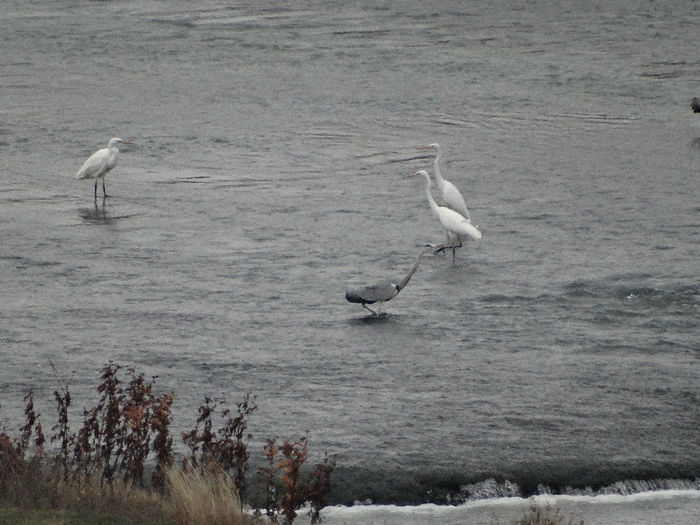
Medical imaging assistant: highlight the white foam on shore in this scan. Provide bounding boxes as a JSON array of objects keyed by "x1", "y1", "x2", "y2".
[{"x1": 291, "y1": 490, "x2": 700, "y2": 525}]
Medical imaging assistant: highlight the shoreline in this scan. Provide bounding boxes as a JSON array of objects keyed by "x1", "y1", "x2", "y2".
[{"x1": 298, "y1": 489, "x2": 700, "y2": 524}]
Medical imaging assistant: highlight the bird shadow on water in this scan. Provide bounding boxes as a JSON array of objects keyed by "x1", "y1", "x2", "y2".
[
  {"x1": 78, "y1": 199, "x2": 134, "y2": 225},
  {"x1": 348, "y1": 312, "x2": 400, "y2": 325}
]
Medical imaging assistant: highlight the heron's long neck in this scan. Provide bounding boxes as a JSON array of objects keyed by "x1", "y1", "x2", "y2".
[
  {"x1": 433, "y1": 150, "x2": 445, "y2": 187},
  {"x1": 396, "y1": 249, "x2": 429, "y2": 291}
]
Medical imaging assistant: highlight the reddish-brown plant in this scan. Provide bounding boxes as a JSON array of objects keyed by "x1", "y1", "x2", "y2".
[
  {"x1": 182, "y1": 393, "x2": 256, "y2": 497},
  {"x1": 150, "y1": 391, "x2": 174, "y2": 491}
]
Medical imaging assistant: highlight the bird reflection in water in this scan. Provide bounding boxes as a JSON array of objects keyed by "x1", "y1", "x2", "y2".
[{"x1": 78, "y1": 198, "x2": 111, "y2": 223}]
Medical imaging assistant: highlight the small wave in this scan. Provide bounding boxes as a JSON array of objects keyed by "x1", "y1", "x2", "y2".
[
  {"x1": 549, "y1": 112, "x2": 640, "y2": 126},
  {"x1": 479, "y1": 293, "x2": 556, "y2": 305},
  {"x1": 621, "y1": 285, "x2": 698, "y2": 310},
  {"x1": 0, "y1": 255, "x2": 62, "y2": 270},
  {"x1": 319, "y1": 488, "x2": 700, "y2": 524},
  {"x1": 161, "y1": 175, "x2": 211, "y2": 184},
  {"x1": 328, "y1": 464, "x2": 700, "y2": 507},
  {"x1": 510, "y1": 212, "x2": 556, "y2": 221},
  {"x1": 332, "y1": 29, "x2": 391, "y2": 37},
  {"x1": 591, "y1": 478, "x2": 699, "y2": 496},
  {"x1": 562, "y1": 277, "x2": 698, "y2": 306},
  {"x1": 326, "y1": 448, "x2": 700, "y2": 506},
  {"x1": 461, "y1": 478, "x2": 523, "y2": 500},
  {"x1": 462, "y1": 477, "x2": 699, "y2": 501}
]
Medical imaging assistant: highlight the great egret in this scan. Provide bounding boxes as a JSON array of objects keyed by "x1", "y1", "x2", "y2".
[
  {"x1": 345, "y1": 245, "x2": 435, "y2": 315},
  {"x1": 76, "y1": 137, "x2": 133, "y2": 200},
  {"x1": 409, "y1": 170, "x2": 481, "y2": 263},
  {"x1": 417, "y1": 143, "x2": 471, "y2": 221}
]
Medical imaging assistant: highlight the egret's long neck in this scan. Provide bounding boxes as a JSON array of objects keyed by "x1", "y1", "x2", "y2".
[
  {"x1": 424, "y1": 174, "x2": 440, "y2": 217},
  {"x1": 433, "y1": 149, "x2": 445, "y2": 187}
]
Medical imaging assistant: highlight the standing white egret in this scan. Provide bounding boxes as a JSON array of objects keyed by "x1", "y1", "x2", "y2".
[
  {"x1": 76, "y1": 137, "x2": 133, "y2": 200},
  {"x1": 417, "y1": 143, "x2": 471, "y2": 221},
  {"x1": 409, "y1": 170, "x2": 481, "y2": 263},
  {"x1": 345, "y1": 245, "x2": 435, "y2": 315}
]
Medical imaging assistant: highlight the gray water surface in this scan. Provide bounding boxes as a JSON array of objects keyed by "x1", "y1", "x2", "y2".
[{"x1": 1, "y1": 0, "x2": 698, "y2": 504}]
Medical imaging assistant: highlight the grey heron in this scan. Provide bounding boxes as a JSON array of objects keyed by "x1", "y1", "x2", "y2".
[
  {"x1": 409, "y1": 170, "x2": 481, "y2": 263},
  {"x1": 345, "y1": 245, "x2": 435, "y2": 315},
  {"x1": 77, "y1": 137, "x2": 133, "y2": 200}
]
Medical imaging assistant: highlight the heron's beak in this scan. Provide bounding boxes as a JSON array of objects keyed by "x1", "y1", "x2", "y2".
[
  {"x1": 122, "y1": 140, "x2": 134, "y2": 145},
  {"x1": 416, "y1": 146, "x2": 432, "y2": 151},
  {"x1": 406, "y1": 171, "x2": 419, "y2": 178}
]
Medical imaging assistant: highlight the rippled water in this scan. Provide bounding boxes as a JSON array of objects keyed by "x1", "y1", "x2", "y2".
[{"x1": 1, "y1": 0, "x2": 698, "y2": 507}]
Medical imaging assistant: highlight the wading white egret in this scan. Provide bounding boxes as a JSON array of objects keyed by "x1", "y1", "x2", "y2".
[
  {"x1": 76, "y1": 137, "x2": 133, "y2": 200},
  {"x1": 409, "y1": 170, "x2": 481, "y2": 263},
  {"x1": 417, "y1": 143, "x2": 471, "y2": 221},
  {"x1": 345, "y1": 245, "x2": 435, "y2": 315}
]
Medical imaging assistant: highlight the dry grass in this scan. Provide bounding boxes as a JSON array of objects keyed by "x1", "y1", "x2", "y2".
[
  {"x1": 62, "y1": 477, "x2": 164, "y2": 519},
  {"x1": 0, "y1": 466, "x2": 265, "y2": 525},
  {"x1": 166, "y1": 464, "x2": 261, "y2": 525},
  {"x1": 0, "y1": 474, "x2": 168, "y2": 525}
]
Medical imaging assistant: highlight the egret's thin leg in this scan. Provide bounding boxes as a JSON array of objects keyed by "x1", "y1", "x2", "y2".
[
  {"x1": 102, "y1": 179, "x2": 108, "y2": 198},
  {"x1": 450, "y1": 235, "x2": 462, "y2": 264}
]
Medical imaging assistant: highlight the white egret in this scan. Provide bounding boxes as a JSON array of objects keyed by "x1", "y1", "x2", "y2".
[
  {"x1": 409, "y1": 170, "x2": 481, "y2": 263},
  {"x1": 76, "y1": 137, "x2": 133, "y2": 200},
  {"x1": 345, "y1": 245, "x2": 435, "y2": 315},
  {"x1": 417, "y1": 143, "x2": 471, "y2": 221}
]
